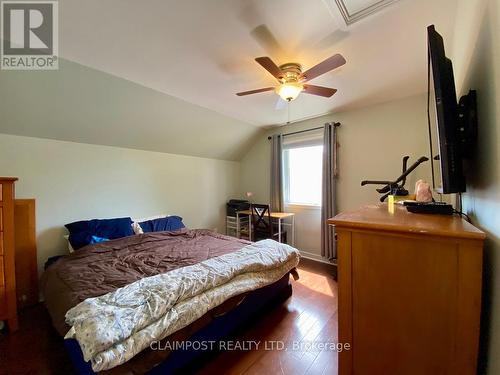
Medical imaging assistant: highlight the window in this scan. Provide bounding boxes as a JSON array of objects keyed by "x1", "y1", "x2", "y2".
[{"x1": 283, "y1": 134, "x2": 323, "y2": 207}]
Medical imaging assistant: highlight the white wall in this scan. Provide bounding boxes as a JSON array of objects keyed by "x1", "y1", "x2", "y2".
[
  {"x1": 240, "y1": 94, "x2": 432, "y2": 259},
  {"x1": 0, "y1": 94, "x2": 433, "y2": 274},
  {"x1": 451, "y1": 0, "x2": 500, "y2": 373},
  {"x1": 0, "y1": 134, "x2": 240, "y2": 276}
]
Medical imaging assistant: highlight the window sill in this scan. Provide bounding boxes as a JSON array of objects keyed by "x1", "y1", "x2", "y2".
[{"x1": 285, "y1": 203, "x2": 321, "y2": 210}]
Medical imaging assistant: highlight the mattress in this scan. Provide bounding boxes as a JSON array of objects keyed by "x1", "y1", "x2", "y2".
[
  {"x1": 65, "y1": 274, "x2": 292, "y2": 375},
  {"x1": 41, "y1": 229, "x2": 299, "y2": 373},
  {"x1": 41, "y1": 229, "x2": 252, "y2": 336}
]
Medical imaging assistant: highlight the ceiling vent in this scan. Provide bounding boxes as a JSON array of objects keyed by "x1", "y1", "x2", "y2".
[{"x1": 333, "y1": 0, "x2": 400, "y2": 25}]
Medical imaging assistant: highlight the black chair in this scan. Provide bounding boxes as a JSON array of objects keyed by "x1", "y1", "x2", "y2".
[{"x1": 250, "y1": 204, "x2": 287, "y2": 243}]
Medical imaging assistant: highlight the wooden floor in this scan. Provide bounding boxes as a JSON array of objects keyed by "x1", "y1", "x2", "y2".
[
  {"x1": 199, "y1": 259, "x2": 338, "y2": 375},
  {"x1": 0, "y1": 260, "x2": 338, "y2": 375},
  {"x1": 0, "y1": 304, "x2": 74, "y2": 375}
]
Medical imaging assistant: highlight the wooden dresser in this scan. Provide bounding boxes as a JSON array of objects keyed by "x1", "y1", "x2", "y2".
[
  {"x1": 0, "y1": 177, "x2": 18, "y2": 331},
  {"x1": 329, "y1": 203, "x2": 485, "y2": 375}
]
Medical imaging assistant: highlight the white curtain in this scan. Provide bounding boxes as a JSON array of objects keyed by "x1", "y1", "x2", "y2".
[
  {"x1": 321, "y1": 122, "x2": 339, "y2": 261},
  {"x1": 270, "y1": 134, "x2": 284, "y2": 212}
]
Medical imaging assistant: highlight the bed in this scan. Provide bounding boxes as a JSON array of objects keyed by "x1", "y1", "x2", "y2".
[{"x1": 41, "y1": 228, "x2": 299, "y2": 374}]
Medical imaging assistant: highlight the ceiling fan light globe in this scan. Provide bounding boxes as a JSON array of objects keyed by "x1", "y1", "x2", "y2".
[{"x1": 276, "y1": 83, "x2": 303, "y2": 101}]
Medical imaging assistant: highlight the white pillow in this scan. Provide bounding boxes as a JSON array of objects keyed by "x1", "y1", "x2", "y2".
[
  {"x1": 131, "y1": 214, "x2": 168, "y2": 235},
  {"x1": 63, "y1": 234, "x2": 75, "y2": 253}
]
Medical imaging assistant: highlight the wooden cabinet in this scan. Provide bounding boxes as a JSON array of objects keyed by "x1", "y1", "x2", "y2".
[
  {"x1": 0, "y1": 177, "x2": 18, "y2": 331},
  {"x1": 14, "y1": 199, "x2": 38, "y2": 308},
  {"x1": 329, "y1": 203, "x2": 485, "y2": 375}
]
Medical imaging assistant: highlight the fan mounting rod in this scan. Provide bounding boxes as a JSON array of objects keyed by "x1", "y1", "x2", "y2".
[{"x1": 278, "y1": 63, "x2": 302, "y2": 83}]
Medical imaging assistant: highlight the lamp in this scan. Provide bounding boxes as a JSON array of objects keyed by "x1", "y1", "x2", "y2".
[
  {"x1": 276, "y1": 82, "x2": 303, "y2": 101},
  {"x1": 245, "y1": 191, "x2": 253, "y2": 204}
]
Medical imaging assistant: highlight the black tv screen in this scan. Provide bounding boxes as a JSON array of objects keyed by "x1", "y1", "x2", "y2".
[{"x1": 427, "y1": 25, "x2": 466, "y2": 193}]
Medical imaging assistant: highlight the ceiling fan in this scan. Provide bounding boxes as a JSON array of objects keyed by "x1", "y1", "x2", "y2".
[{"x1": 236, "y1": 54, "x2": 346, "y2": 102}]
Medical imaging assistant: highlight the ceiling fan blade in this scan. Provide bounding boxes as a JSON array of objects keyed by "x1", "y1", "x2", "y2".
[
  {"x1": 314, "y1": 30, "x2": 350, "y2": 50},
  {"x1": 251, "y1": 25, "x2": 285, "y2": 58},
  {"x1": 303, "y1": 85, "x2": 338, "y2": 97},
  {"x1": 255, "y1": 57, "x2": 283, "y2": 80},
  {"x1": 236, "y1": 87, "x2": 275, "y2": 96},
  {"x1": 301, "y1": 54, "x2": 346, "y2": 82}
]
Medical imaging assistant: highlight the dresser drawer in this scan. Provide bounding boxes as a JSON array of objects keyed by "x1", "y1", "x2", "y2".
[
  {"x1": 0, "y1": 232, "x2": 3, "y2": 255},
  {"x1": 0, "y1": 207, "x2": 2, "y2": 231},
  {"x1": 0, "y1": 183, "x2": 2, "y2": 201},
  {"x1": 0, "y1": 256, "x2": 4, "y2": 287}
]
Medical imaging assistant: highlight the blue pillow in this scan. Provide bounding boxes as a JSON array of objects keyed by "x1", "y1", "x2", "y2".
[
  {"x1": 139, "y1": 216, "x2": 185, "y2": 233},
  {"x1": 67, "y1": 233, "x2": 110, "y2": 250},
  {"x1": 65, "y1": 217, "x2": 133, "y2": 250},
  {"x1": 90, "y1": 235, "x2": 109, "y2": 244}
]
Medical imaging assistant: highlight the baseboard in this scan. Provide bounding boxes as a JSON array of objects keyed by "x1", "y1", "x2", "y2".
[
  {"x1": 298, "y1": 256, "x2": 337, "y2": 278},
  {"x1": 299, "y1": 250, "x2": 335, "y2": 265}
]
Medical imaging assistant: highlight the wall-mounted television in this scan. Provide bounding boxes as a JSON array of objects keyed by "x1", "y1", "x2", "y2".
[{"x1": 427, "y1": 25, "x2": 477, "y2": 194}]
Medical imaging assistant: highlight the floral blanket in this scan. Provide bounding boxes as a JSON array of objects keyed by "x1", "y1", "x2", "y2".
[{"x1": 65, "y1": 239, "x2": 300, "y2": 371}]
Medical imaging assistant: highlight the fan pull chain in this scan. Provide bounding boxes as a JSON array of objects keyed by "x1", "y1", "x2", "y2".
[{"x1": 287, "y1": 100, "x2": 291, "y2": 124}]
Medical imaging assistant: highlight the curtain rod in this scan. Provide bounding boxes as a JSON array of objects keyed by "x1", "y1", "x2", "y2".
[{"x1": 267, "y1": 122, "x2": 341, "y2": 140}]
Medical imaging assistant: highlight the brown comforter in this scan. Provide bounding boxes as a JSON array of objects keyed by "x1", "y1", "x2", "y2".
[{"x1": 41, "y1": 229, "x2": 251, "y2": 336}]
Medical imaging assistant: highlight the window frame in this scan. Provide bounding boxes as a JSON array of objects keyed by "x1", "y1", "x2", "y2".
[{"x1": 282, "y1": 132, "x2": 323, "y2": 208}]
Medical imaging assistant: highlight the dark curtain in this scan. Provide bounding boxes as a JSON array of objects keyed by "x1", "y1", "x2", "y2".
[
  {"x1": 321, "y1": 122, "x2": 339, "y2": 260},
  {"x1": 270, "y1": 134, "x2": 284, "y2": 212}
]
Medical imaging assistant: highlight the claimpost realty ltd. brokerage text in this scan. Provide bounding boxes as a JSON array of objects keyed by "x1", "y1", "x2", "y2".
[{"x1": 150, "y1": 340, "x2": 351, "y2": 352}]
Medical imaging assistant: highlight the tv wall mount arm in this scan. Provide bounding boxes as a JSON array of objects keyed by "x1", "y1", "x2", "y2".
[{"x1": 361, "y1": 156, "x2": 429, "y2": 202}]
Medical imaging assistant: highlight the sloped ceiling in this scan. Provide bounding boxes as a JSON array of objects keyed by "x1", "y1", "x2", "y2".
[
  {"x1": 0, "y1": 0, "x2": 459, "y2": 160},
  {"x1": 0, "y1": 59, "x2": 260, "y2": 160}
]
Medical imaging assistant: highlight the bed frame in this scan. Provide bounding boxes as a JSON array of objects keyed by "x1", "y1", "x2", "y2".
[{"x1": 64, "y1": 273, "x2": 293, "y2": 374}]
